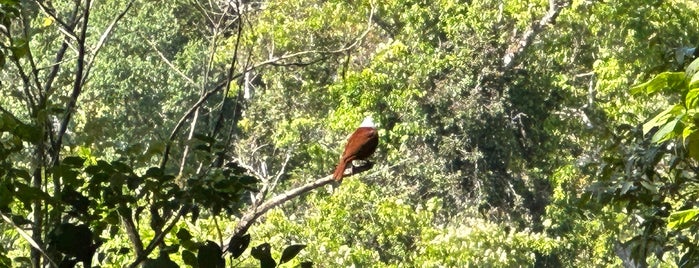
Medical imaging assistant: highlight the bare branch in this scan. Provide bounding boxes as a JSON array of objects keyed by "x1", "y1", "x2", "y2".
[
  {"x1": 229, "y1": 162, "x2": 375, "y2": 242},
  {"x1": 127, "y1": 206, "x2": 188, "y2": 268},
  {"x1": 158, "y1": 4, "x2": 374, "y2": 169},
  {"x1": 118, "y1": 208, "x2": 145, "y2": 260},
  {"x1": 142, "y1": 36, "x2": 198, "y2": 87},
  {"x1": 34, "y1": 0, "x2": 79, "y2": 42},
  {"x1": 53, "y1": 0, "x2": 92, "y2": 159},
  {"x1": 82, "y1": 0, "x2": 136, "y2": 85},
  {"x1": 501, "y1": 0, "x2": 570, "y2": 69}
]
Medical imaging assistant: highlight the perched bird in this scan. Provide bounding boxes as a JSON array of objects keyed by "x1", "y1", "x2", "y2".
[{"x1": 333, "y1": 116, "x2": 379, "y2": 181}]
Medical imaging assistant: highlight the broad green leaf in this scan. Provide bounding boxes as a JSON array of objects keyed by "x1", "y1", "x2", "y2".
[
  {"x1": 668, "y1": 209, "x2": 699, "y2": 230},
  {"x1": 687, "y1": 88, "x2": 699, "y2": 108},
  {"x1": 643, "y1": 104, "x2": 684, "y2": 135},
  {"x1": 685, "y1": 130, "x2": 699, "y2": 161},
  {"x1": 651, "y1": 116, "x2": 681, "y2": 143},
  {"x1": 630, "y1": 72, "x2": 686, "y2": 95},
  {"x1": 686, "y1": 57, "x2": 699, "y2": 78},
  {"x1": 690, "y1": 70, "x2": 699, "y2": 90}
]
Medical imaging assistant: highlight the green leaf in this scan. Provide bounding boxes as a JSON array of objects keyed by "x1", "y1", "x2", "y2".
[
  {"x1": 643, "y1": 104, "x2": 683, "y2": 135},
  {"x1": 62, "y1": 156, "x2": 86, "y2": 168},
  {"x1": 687, "y1": 88, "x2": 699, "y2": 108},
  {"x1": 279, "y1": 244, "x2": 306, "y2": 264},
  {"x1": 631, "y1": 72, "x2": 686, "y2": 95},
  {"x1": 651, "y1": 116, "x2": 682, "y2": 143},
  {"x1": 10, "y1": 39, "x2": 28, "y2": 59},
  {"x1": 197, "y1": 241, "x2": 224, "y2": 268},
  {"x1": 686, "y1": 57, "x2": 699, "y2": 78},
  {"x1": 111, "y1": 161, "x2": 133, "y2": 174},
  {"x1": 690, "y1": 70, "x2": 699, "y2": 90},
  {"x1": 668, "y1": 208, "x2": 699, "y2": 230}
]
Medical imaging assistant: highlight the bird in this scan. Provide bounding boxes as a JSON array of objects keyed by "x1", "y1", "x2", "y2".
[{"x1": 333, "y1": 116, "x2": 379, "y2": 181}]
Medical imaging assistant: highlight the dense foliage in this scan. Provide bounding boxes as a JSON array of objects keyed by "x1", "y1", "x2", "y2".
[{"x1": 1, "y1": 0, "x2": 699, "y2": 267}]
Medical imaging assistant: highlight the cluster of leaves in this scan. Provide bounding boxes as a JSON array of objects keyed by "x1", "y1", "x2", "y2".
[
  {"x1": 588, "y1": 57, "x2": 699, "y2": 266},
  {"x1": 250, "y1": 179, "x2": 560, "y2": 266}
]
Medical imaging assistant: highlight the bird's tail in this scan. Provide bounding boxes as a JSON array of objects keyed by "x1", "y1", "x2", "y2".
[
  {"x1": 333, "y1": 156, "x2": 354, "y2": 181},
  {"x1": 333, "y1": 161, "x2": 346, "y2": 181}
]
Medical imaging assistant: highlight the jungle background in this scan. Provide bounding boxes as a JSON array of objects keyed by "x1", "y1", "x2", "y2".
[{"x1": 2, "y1": 0, "x2": 699, "y2": 267}]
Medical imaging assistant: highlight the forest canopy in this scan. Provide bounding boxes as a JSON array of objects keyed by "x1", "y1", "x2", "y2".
[{"x1": 1, "y1": 0, "x2": 699, "y2": 267}]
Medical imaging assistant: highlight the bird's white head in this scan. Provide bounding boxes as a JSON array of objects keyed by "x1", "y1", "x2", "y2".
[{"x1": 359, "y1": 116, "x2": 375, "y2": 128}]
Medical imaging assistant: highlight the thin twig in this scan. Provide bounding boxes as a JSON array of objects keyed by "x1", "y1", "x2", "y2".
[
  {"x1": 53, "y1": 0, "x2": 92, "y2": 160},
  {"x1": 82, "y1": 0, "x2": 136, "y2": 85},
  {"x1": 0, "y1": 212, "x2": 59, "y2": 268}
]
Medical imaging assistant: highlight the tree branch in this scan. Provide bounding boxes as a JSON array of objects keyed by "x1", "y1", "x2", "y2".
[
  {"x1": 159, "y1": 26, "x2": 374, "y2": 170},
  {"x1": 118, "y1": 208, "x2": 145, "y2": 261},
  {"x1": 82, "y1": 0, "x2": 136, "y2": 86},
  {"x1": 127, "y1": 206, "x2": 188, "y2": 268},
  {"x1": 228, "y1": 162, "x2": 374, "y2": 244},
  {"x1": 53, "y1": 0, "x2": 92, "y2": 160},
  {"x1": 0, "y1": 212, "x2": 58, "y2": 268},
  {"x1": 501, "y1": 0, "x2": 570, "y2": 70}
]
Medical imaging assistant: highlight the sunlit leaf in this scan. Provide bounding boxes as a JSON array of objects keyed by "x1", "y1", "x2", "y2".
[
  {"x1": 668, "y1": 209, "x2": 699, "y2": 230},
  {"x1": 690, "y1": 70, "x2": 699, "y2": 90},
  {"x1": 651, "y1": 116, "x2": 682, "y2": 143},
  {"x1": 630, "y1": 72, "x2": 686, "y2": 95},
  {"x1": 643, "y1": 104, "x2": 684, "y2": 135}
]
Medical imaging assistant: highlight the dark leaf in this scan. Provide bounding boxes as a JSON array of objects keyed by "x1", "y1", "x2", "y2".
[
  {"x1": 58, "y1": 258, "x2": 78, "y2": 268},
  {"x1": 251, "y1": 243, "x2": 276, "y2": 268},
  {"x1": 227, "y1": 233, "x2": 251, "y2": 258},
  {"x1": 10, "y1": 215, "x2": 31, "y2": 225},
  {"x1": 60, "y1": 188, "x2": 89, "y2": 215},
  {"x1": 197, "y1": 241, "x2": 224, "y2": 268},
  {"x1": 182, "y1": 250, "x2": 197, "y2": 268},
  {"x1": 279, "y1": 244, "x2": 306, "y2": 264},
  {"x1": 84, "y1": 165, "x2": 101, "y2": 176},
  {"x1": 144, "y1": 167, "x2": 163, "y2": 178},
  {"x1": 62, "y1": 156, "x2": 86, "y2": 168},
  {"x1": 111, "y1": 161, "x2": 133, "y2": 174},
  {"x1": 176, "y1": 228, "x2": 193, "y2": 241},
  {"x1": 0, "y1": 183, "x2": 11, "y2": 209},
  {"x1": 141, "y1": 255, "x2": 179, "y2": 268},
  {"x1": 47, "y1": 223, "x2": 94, "y2": 261},
  {"x1": 300, "y1": 261, "x2": 313, "y2": 268},
  {"x1": 193, "y1": 133, "x2": 216, "y2": 144}
]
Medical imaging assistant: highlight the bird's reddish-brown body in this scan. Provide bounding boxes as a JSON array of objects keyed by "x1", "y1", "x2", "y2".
[{"x1": 333, "y1": 126, "x2": 379, "y2": 181}]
